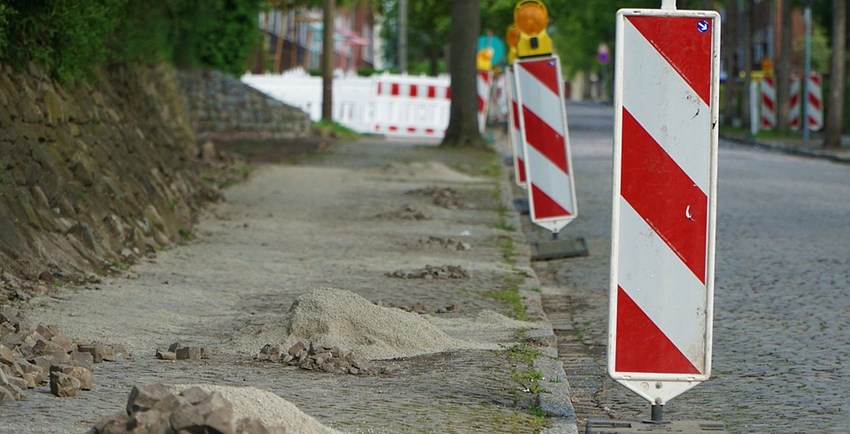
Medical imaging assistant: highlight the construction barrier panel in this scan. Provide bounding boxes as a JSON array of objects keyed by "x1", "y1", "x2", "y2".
[
  {"x1": 610, "y1": 8, "x2": 720, "y2": 406},
  {"x1": 514, "y1": 54, "x2": 577, "y2": 233}
]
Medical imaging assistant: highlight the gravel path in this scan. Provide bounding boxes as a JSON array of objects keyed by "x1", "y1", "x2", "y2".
[{"x1": 2, "y1": 138, "x2": 575, "y2": 433}]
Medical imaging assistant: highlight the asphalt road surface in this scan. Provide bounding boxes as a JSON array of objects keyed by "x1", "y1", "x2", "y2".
[{"x1": 536, "y1": 101, "x2": 850, "y2": 433}]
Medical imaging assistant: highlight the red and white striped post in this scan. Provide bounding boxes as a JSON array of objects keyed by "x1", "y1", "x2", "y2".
[
  {"x1": 477, "y1": 70, "x2": 494, "y2": 133},
  {"x1": 513, "y1": 55, "x2": 577, "y2": 233},
  {"x1": 805, "y1": 72, "x2": 824, "y2": 131},
  {"x1": 505, "y1": 66, "x2": 526, "y2": 188},
  {"x1": 610, "y1": 6, "x2": 720, "y2": 412},
  {"x1": 790, "y1": 75, "x2": 802, "y2": 130},
  {"x1": 760, "y1": 76, "x2": 777, "y2": 129}
]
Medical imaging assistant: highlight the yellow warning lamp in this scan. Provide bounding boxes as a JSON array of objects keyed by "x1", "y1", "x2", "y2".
[
  {"x1": 506, "y1": 24, "x2": 520, "y2": 65},
  {"x1": 477, "y1": 47, "x2": 494, "y2": 71},
  {"x1": 514, "y1": 0, "x2": 553, "y2": 58}
]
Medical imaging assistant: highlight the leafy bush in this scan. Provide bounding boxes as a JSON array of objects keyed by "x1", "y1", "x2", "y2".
[{"x1": 0, "y1": 0, "x2": 262, "y2": 81}]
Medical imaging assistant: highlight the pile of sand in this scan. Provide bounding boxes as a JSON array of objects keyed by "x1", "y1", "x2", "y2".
[
  {"x1": 282, "y1": 288, "x2": 470, "y2": 359},
  {"x1": 170, "y1": 384, "x2": 342, "y2": 434},
  {"x1": 235, "y1": 288, "x2": 543, "y2": 361}
]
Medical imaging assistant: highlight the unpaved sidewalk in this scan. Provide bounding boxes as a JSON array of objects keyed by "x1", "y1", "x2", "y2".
[{"x1": 3, "y1": 138, "x2": 575, "y2": 433}]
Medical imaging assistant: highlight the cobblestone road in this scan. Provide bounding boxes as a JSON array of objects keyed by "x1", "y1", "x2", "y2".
[{"x1": 535, "y1": 102, "x2": 850, "y2": 433}]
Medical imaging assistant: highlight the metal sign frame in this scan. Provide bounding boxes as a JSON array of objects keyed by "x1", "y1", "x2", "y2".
[
  {"x1": 609, "y1": 8, "x2": 720, "y2": 405},
  {"x1": 513, "y1": 54, "x2": 578, "y2": 233}
]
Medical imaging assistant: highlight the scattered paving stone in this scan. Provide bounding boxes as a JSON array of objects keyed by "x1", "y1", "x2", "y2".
[
  {"x1": 385, "y1": 265, "x2": 471, "y2": 280},
  {"x1": 417, "y1": 236, "x2": 471, "y2": 251},
  {"x1": 157, "y1": 342, "x2": 210, "y2": 361},
  {"x1": 255, "y1": 341, "x2": 392, "y2": 376},
  {"x1": 376, "y1": 301, "x2": 460, "y2": 315},
  {"x1": 406, "y1": 186, "x2": 468, "y2": 209},
  {"x1": 93, "y1": 384, "x2": 287, "y2": 434},
  {"x1": 0, "y1": 309, "x2": 125, "y2": 402},
  {"x1": 375, "y1": 204, "x2": 431, "y2": 220}
]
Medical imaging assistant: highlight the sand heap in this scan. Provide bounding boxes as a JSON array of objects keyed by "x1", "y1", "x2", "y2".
[{"x1": 282, "y1": 288, "x2": 469, "y2": 360}]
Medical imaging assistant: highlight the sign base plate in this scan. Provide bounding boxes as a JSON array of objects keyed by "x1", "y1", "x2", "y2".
[
  {"x1": 585, "y1": 419, "x2": 727, "y2": 433},
  {"x1": 530, "y1": 236, "x2": 588, "y2": 261}
]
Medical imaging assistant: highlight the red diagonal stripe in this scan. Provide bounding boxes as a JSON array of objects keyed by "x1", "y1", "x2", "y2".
[
  {"x1": 478, "y1": 96, "x2": 485, "y2": 112},
  {"x1": 530, "y1": 184, "x2": 570, "y2": 219},
  {"x1": 808, "y1": 92, "x2": 821, "y2": 110},
  {"x1": 517, "y1": 157, "x2": 526, "y2": 184},
  {"x1": 512, "y1": 101, "x2": 520, "y2": 128},
  {"x1": 628, "y1": 16, "x2": 712, "y2": 105},
  {"x1": 621, "y1": 108, "x2": 708, "y2": 283},
  {"x1": 522, "y1": 107, "x2": 569, "y2": 174},
  {"x1": 519, "y1": 58, "x2": 559, "y2": 95},
  {"x1": 615, "y1": 286, "x2": 701, "y2": 374}
]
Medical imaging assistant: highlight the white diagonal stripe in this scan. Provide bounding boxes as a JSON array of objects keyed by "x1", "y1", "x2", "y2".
[
  {"x1": 622, "y1": 20, "x2": 711, "y2": 194},
  {"x1": 617, "y1": 198, "x2": 707, "y2": 368},
  {"x1": 526, "y1": 144, "x2": 575, "y2": 214},
  {"x1": 515, "y1": 63, "x2": 566, "y2": 138}
]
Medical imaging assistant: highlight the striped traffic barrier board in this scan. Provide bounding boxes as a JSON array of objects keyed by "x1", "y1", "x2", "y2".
[
  {"x1": 610, "y1": 8, "x2": 720, "y2": 405},
  {"x1": 477, "y1": 70, "x2": 494, "y2": 133},
  {"x1": 513, "y1": 54, "x2": 577, "y2": 233},
  {"x1": 760, "y1": 76, "x2": 777, "y2": 129},
  {"x1": 505, "y1": 66, "x2": 526, "y2": 188}
]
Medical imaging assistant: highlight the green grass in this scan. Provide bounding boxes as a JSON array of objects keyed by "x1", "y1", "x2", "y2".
[
  {"x1": 499, "y1": 237, "x2": 517, "y2": 264},
  {"x1": 312, "y1": 119, "x2": 359, "y2": 138},
  {"x1": 486, "y1": 287, "x2": 529, "y2": 321},
  {"x1": 177, "y1": 228, "x2": 194, "y2": 241},
  {"x1": 504, "y1": 342, "x2": 541, "y2": 365}
]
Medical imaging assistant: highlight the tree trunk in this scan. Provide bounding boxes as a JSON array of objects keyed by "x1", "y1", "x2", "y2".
[
  {"x1": 775, "y1": 0, "x2": 792, "y2": 131},
  {"x1": 824, "y1": 0, "x2": 846, "y2": 149},
  {"x1": 441, "y1": 0, "x2": 487, "y2": 149},
  {"x1": 322, "y1": 0, "x2": 335, "y2": 122},
  {"x1": 741, "y1": 0, "x2": 754, "y2": 130},
  {"x1": 723, "y1": 0, "x2": 738, "y2": 126}
]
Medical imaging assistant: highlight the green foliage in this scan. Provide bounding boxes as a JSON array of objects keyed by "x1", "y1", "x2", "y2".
[{"x1": 0, "y1": 0, "x2": 263, "y2": 81}]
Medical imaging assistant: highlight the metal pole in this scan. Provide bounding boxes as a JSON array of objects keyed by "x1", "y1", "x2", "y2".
[
  {"x1": 651, "y1": 404, "x2": 664, "y2": 422},
  {"x1": 398, "y1": 0, "x2": 408, "y2": 73},
  {"x1": 661, "y1": 0, "x2": 676, "y2": 10},
  {"x1": 802, "y1": 2, "x2": 811, "y2": 144}
]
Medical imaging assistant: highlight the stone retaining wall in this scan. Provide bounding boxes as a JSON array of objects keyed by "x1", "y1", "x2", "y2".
[
  {"x1": 177, "y1": 69, "x2": 311, "y2": 143},
  {"x1": 0, "y1": 64, "x2": 312, "y2": 302}
]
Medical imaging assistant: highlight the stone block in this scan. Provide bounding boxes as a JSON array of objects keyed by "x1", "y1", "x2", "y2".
[
  {"x1": 49, "y1": 371, "x2": 81, "y2": 397},
  {"x1": 155, "y1": 349, "x2": 176, "y2": 360},
  {"x1": 77, "y1": 342, "x2": 105, "y2": 363},
  {"x1": 92, "y1": 411, "x2": 130, "y2": 434},
  {"x1": 127, "y1": 383, "x2": 172, "y2": 414},
  {"x1": 175, "y1": 347, "x2": 201, "y2": 360},
  {"x1": 51, "y1": 364, "x2": 93, "y2": 390}
]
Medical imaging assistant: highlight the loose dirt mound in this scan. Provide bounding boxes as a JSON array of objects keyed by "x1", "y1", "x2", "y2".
[
  {"x1": 282, "y1": 288, "x2": 466, "y2": 360},
  {"x1": 235, "y1": 288, "x2": 544, "y2": 361}
]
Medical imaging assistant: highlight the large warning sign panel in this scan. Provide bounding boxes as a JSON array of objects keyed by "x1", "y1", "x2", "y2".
[{"x1": 609, "y1": 9, "x2": 720, "y2": 405}]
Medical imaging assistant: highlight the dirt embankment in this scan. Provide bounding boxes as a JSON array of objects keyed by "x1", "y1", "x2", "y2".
[{"x1": 0, "y1": 64, "x2": 312, "y2": 303}]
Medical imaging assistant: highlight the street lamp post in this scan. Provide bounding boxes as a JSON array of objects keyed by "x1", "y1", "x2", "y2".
[{"x1": 802, "y1": 0, "x2": 812, "y2": 144}]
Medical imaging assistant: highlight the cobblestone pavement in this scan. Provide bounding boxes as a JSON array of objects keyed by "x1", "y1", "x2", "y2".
[
  {"x1": 2, "y1": 139, "x2": 576, "y2": 433},
  {"x1": 534, "y1": 102, "x2": 850, "y2": 433}
]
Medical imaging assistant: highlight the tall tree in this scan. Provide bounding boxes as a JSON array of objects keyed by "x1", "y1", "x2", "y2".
[
  {"x1": 441, "y1": 0, "x2": 487, "y2": 149},
  {"x1": 824, "y1": 0, "x2": 846, "y2": 149},
  {"x1": 775, "y1": 0, "x2": 792, "y2": 132}
]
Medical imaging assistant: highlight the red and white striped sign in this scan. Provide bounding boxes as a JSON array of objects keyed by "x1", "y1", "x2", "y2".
[
  {"x1": 513, "y1": 55, "x2": 577, "y2": 233},
  {"x1": 804, "y1": 72, "x2": 824, "y2": 131},
  {"x1": 610, "y1": 9, "x2": 719, "y2": 405},
  {"x1": 789, "y1": 72, "x2": 824, "y2": 131},
  {"x1": 789, "y1": 76, "x2": 801, "y2": 130},
  {"x1": 760, "y1": 76, "x2": 777, "y2": 129},
  {"x1": 373, "y1": 78, "x2": 451, "y2": 138},
  {"x1": 505, "y1": 66, "x2": 526, "y2": 188},
  {"x1": 477, "y1": 70, "x2": 493, "y2": 133}
]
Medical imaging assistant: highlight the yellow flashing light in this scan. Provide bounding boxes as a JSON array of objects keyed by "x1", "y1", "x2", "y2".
[
  {"x1": 514, "y1": 0, "x2": 553, "y2": 58},
  {"x1": 506, "y1": 24, "x2": 520, "y2": 65},
  {"x1": 477, "y1": 47, "x2": 494, "y2": 71}
]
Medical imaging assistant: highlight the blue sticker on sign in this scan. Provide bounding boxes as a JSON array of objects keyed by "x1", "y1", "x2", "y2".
[{"x1": 697, "y1": 20, "x2": 709, "y2": 33}]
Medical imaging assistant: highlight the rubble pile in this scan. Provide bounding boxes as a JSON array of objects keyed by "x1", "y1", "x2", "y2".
[
  {"x1": 406, "y1": 186, "x2": 467, "y2": 209},
  {"x1": 376, "y1": 300, "x2": 460, "y2": 315},
  {"x1": 374, "y1": 204, "x2": 431, "y2": 220},
  {"x1": 0, "y1": 309, "x2": 126, "y2": 402},
  {"x1": 155, "y1": 342, "x2": 211, "y2": 361},
  {"x1": 255, "y1": 341, "x2": 389, "y2": 375},
  {"x1": 417, "y1": 236, "x2": 471, "y2": 251},
  {"x1": 386, "y1": 265, "x2": 471, "y2": 280},
  {"x1": 92, "y1": 384, "x2": 287, "y2": 434}
]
